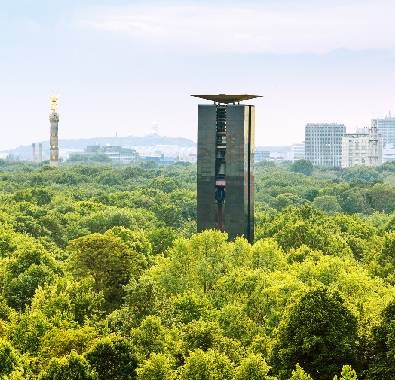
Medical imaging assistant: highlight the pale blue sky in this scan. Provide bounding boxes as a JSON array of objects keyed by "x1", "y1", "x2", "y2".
[{"x1": 1, "y1": 0, "x2": 395, "y2": 150}]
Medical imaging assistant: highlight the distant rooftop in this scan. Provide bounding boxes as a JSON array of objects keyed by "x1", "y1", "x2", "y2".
[{"x1": 191, "y1": 94, "x2": 262, "y2": 104}]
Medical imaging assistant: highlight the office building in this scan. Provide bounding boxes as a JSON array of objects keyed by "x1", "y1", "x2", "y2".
[
  {"x1": 372, "y1": 114, "x2": 395, "y2": 147},
  {"x1": 305, "y1": 123, "x2": 346, "y2": 167},
  {"x1": 341, "y1": 125, "x2": 383, "y2": 168},
  {"x1": 192, "y1": 94, "x2": 261, "y2": 243},
  {"x1": 383, "y1": 144, "x2": 395, "y2": 163}
]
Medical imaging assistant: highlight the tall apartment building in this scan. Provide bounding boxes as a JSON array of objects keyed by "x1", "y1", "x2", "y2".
[
  {"x1": 305, "y1": 123, "x2": 346, "y2": 167},
  {"x1": 341, "y1": 125, "x2": 383, "y2": 168},
  {"x1": 372, "y1": 114, "x2": 395, "y2": 146}
]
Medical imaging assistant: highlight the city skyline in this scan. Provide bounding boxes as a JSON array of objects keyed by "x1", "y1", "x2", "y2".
[{"x1": 1, "y1": 0, "x2": 395, "y2": 151}]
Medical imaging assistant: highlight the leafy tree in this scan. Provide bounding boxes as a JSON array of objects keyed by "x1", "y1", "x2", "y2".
[
  {"x1": 340, "y1": 167, "x2": 379, "y2": 185},
  {"x1": 40, "y1": 326, "x2": 97, "y2": 359},
  {"x1": 313, "y1": 195, "x2": 342, "y2": 214},
  {"x1": 234, "y1": 353, "x2": 273, "y2": 380},
  {"x1": 289, "y1": 364, "x2": 313, "y2": 380},
  {"x1": 8, "y1": 309, "x2": 50, "y2": 354},
  {"x1": 2, "y1": 242, "x2": 60, "y2": 310},
  {"x1": 0, "y1": 225, "x2": 18, "y2": 258},
  {"x1": 333, "y1": 365, "x2": 358, "y2": 380},
  {"x1": 82, "y1": 208, "x2": 156, "y2": 234},
  {"x1": 0, "y1": 339, "x2": 20, "y2": 377},
  {"x1": 182, "y1": 320, "x2": 221, "y2": 352},
  {"x1": 170, "y1": 290, "x2": 211, "y2": 324},
  {"x1": 136, "y1": 353, "x2": 176, "y2": 380},
  {"x1": 130, "y1": 316, "x2": 168, "y2": 360},
  {"x1": 148, "y1": 227, "x2": 177, "y2": 255},
  {"x1": 274, "y1": 193, "x2": 306, "y2": 211},
  {"x1": 67, "y1": 233, "x2": 146, "y2": 310},
  {"x1": 31, "y1": 277, "x2": 104, "y2": 325},
  {"x1": 366, "y1": 300, "x2": 395, "y2": 379},
  {"x1": 218, "y1": 304, "x2": 257, "y2": 345},
  {"x1": 179, "y1": 349, "x2": 233, "y2": 380},
  {"x1": 374, "y1": 231, "x2": 395, "y2": 284},
  {"x1": 38, "y1": 351, "x2": 97, "y2": 380},
  {"x1": 157, "y1": 230, "x2": 230, "y2": 295},
  {"x1": 85, "y1": 336, "x2": 138, "y2": 380},
  {"x1": 105, "y1": 227, "x2": 152, "y2": 256},
  {"x1": 251, "y1": 238, "x2": 286, "y2": 271},
  {"x1": 291, "y1": 160, "x2": 313, "y2": 176},
  {"x1": 366, "y1": 183, "x2": 395, "y2": 213},
  {"x1": 272, "y1": 288, "x2": 358, "y2": 380},
  {"x1": 338, "y1": 189, "x2": 370, "y2": 214}
]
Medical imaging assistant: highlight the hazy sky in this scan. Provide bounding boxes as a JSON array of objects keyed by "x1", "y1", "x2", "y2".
[{"x1": 1, "y1": 0, "x2": 395, "y2": 150}]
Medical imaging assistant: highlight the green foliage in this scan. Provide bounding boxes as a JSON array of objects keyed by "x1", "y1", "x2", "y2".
[
  {"x1": 0, "y1": 162, "x2": 393, "y2": 377},
  {"x1": 85, "y1": 336, "x2": 138, "y2": 380},
  {"x1": 366, "y1": 183, "x2": 395, "y2": 213},
  {"x1": 289, "y1": 364, "x2": 313, "y2": 380},
  {"x1": 105, "y1": 227, "x2": 152, "y2": 256},
  {"x1": 170, "y1": 290, "x2": 211, "y2": 324},
  {"x1": 67, "y1": 233, "x2": 146, "y2": 311},
  {"x1": 2, "y1": 242, "x2": 60, "y2": 310},
  {"x1": 233, "y1": 353, "x2": 273, "y2": 380},
  {"x1": 182, "y1": 319, "x2": 221, "y2": 352},
  {"x1": 40, "y1": 326, "x2": 97, "y2": 358},
  {"x1": 313, "y1": 195, "x2": 342, "y2": 214},
  {"x1": 0, "y1": 339, "x2": 20, "y2": 376},
  {"x1": 136, "y1": 353, "x2": 176, "y2": 380},
  {"x1": 38, "y1": 351, "x2": 97, "y2": 380},
  {"x1": 366, "y1": 299, "x2": 395, "y2": 379},
  {"x1": 9, "y1": 309, "x2": 51, "y2": 354},
  {"x1": 130, "y1": 316, "x2": 169, "y2": 360},
  {"x1": 272, "y1": 288, "x2": 358, "y2": 380},
  {"x1": 333, "y1": 365, "x2": 358, "y2": 380},
  {"x1": 290, "y1": 160, "x2": 313, "y2": 176},
  {"x1": 340, "y1": 167, "x2": 380, "y2": 185},
  {"x1": 179, "y1": 349, "x2": 233, "y2": 380},
  {"x1": 30, "y1": 276, "x2": 104, "y2": 325}
]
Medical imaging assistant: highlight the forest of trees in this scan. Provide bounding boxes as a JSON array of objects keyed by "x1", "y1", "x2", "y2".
[{"x1": 0, "y1": 158, "x2": 394, "y2": 379}]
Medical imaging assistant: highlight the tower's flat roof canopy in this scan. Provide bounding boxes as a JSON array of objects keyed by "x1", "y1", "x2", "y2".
[{"x1": 191, "y1": 94, "x2": 262, "y2": 104}]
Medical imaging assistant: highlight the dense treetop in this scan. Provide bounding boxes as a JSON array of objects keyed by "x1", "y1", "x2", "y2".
[{"x1": 0, "y1": 159, "x2": 394, "y2": 379}]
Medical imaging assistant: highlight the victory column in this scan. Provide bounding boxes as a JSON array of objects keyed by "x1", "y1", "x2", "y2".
[{"x1": 49, "y1": 96, "x2": 59, "y2": 167}]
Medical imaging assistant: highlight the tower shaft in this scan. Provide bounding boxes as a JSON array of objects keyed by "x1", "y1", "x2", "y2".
[
  {"x1": 49, "y1": 112, "x2": 59, "y2": 167},
  {"x1": 197, "y1": 104, "x2": 255, "y2": 242}
]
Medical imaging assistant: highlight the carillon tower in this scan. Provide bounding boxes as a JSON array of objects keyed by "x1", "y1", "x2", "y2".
[{"x1": 192, "y1": 94, "x2": 261, "y2": 243}]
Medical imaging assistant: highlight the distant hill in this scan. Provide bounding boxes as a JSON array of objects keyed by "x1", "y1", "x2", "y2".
[{"x1": 4, "y1": 134, "x2": 196, "y2": 160}]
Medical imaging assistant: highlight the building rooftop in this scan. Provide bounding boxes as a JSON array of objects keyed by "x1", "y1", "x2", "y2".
[{"x1": 191, "y1": 94, "x2": 262, "y2": 104}]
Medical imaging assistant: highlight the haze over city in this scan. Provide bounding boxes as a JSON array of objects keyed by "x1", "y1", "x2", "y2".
[{"x1": 1, "y1": 0, "x2": 395, "y2": 151}]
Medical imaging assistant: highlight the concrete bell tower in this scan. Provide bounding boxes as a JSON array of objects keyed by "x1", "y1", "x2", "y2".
[{"x1": 192, "y1": 94, "x2": 261, "y2": 243}]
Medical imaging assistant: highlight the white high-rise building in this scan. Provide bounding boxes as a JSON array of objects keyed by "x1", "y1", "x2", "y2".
[
  {"x1": 372, "y1": 114, "x2": 395, "y2": 163},
  {"x1": 372, "y1": 114, "x2": 395, "y2": 147},
  {"x1": 305, "y1": 123, "x2": 346, "y2": 167},
  {"x1": 341, "y1": 125, "x2": 383, "y2": 168},
  {"x1": 383, "y1": 144, "x2": 395, "y2": 163}
]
